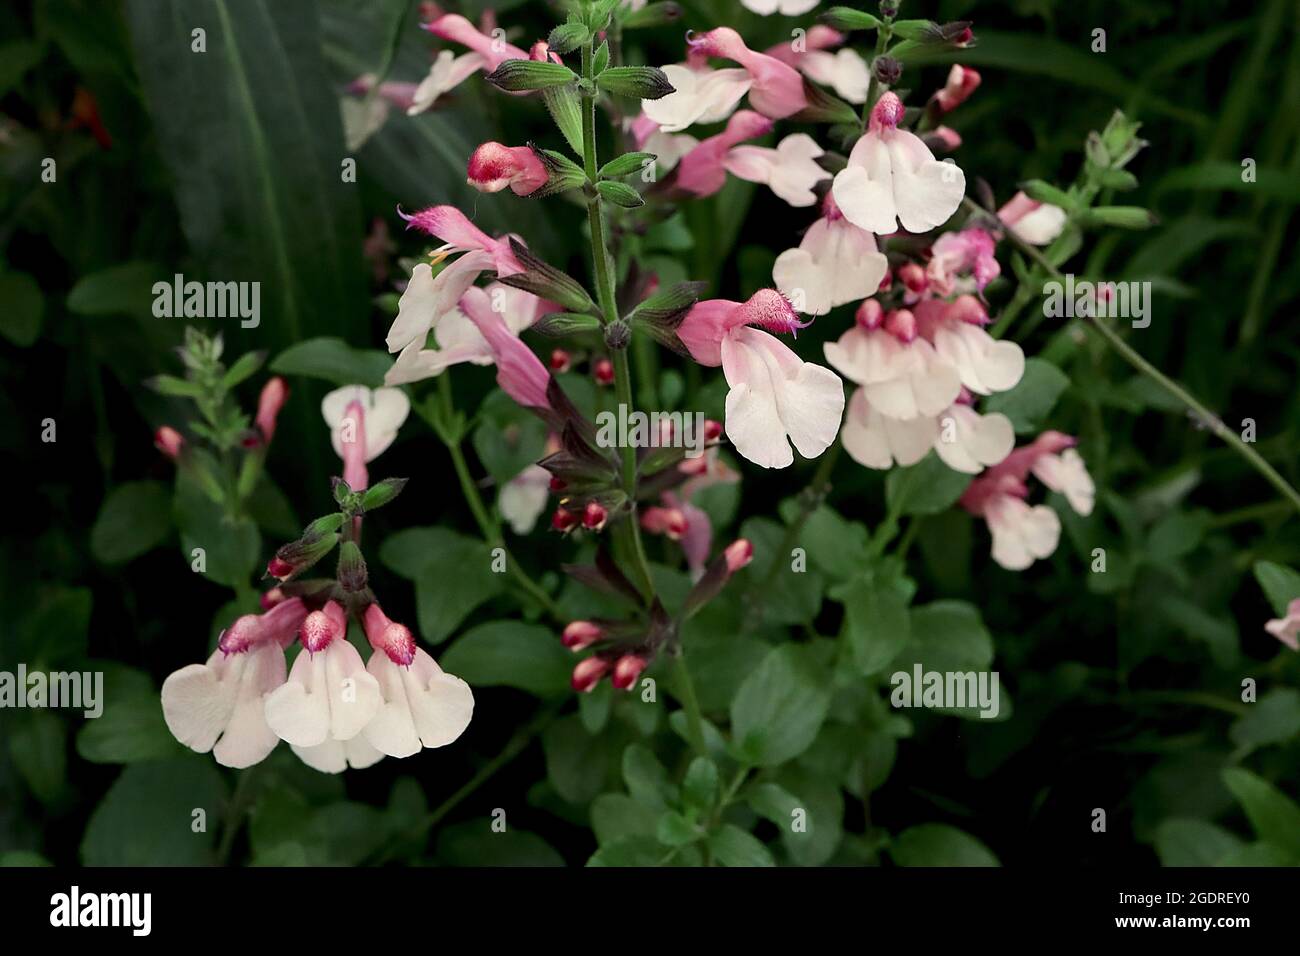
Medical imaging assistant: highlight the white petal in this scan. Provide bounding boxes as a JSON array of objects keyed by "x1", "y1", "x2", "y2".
[
  {"x1": 832, "y1": 162, "x2": 896, "y2": 236},
  {"x1": 264, "y1": 650, "x2": 331, "y2": 747},
  {"x1": 363, "y1": 653, "x2": 423, "y2": 758},
  {"x1": 887, "y1": 131, "x2": 965, "y2": 233},
  {"x1": 406, "y1": 651, "x2": 475, "y2": 748},
  {"x1": 323, "y1": 385, "x2": 411, "y2": 461},
  {"x1": 987, "y1": 497, "x2": 1060, "y2": 570},
  {"x1": 160, "y1": 652, "x2": 238, "y2": 755},
  {"x1": 722, "y1": 327, "x2": 845, "y2": 469},
  {"x1": 324, "y1": 640, "x2": 382, "y2": 741},
  {"x1": 932, "y1": 322, "x2": 1025, "y2": 394},
  {"x1": 642, "y1": 65, "x2": 751, "y2": 132},
  {"x1": 212, "y1": 643, "x2": 285, "y2": 769},
  {"x1": 1012, "y1": 203, "x2": 1067, "y2": 245},
  {"x1": 934, "y1": 405, "x2": 1015, "y2": 474},
  {"x1": 499, "y1": 465, "x2": 551, "y2": 534},
  {"x1": 1032, "y1": 448, "x2": 1095, "y2": 516}
]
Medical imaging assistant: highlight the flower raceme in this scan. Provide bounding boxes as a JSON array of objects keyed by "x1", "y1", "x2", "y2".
[{"x1": 678, "y1": 289, "x2": 844, "y2": 469}]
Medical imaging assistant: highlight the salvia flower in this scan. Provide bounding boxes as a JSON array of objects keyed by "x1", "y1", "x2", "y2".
[
  {"x1": 675, "y1": 110, "x2": 774, "y2": 198},
  {"x1": 160, "y1": 598, "x2": 307, "y2": 769},
  {"x1": 678, "y1": 289, "x2": 843, "y2": 469},
  {"x1": 154, "y1": 425, "x2": 184, "y2": 460},
  {"x1": 641, "y1": 64, "x2": 751, "y2": 132},
  {"x1": 322, "y1": 385, "x2": 411, "y2": 491},
  {"x1": 466, "y1": 142, "x2": 549, "y2": 196},
  {"x1": 773, "y1": 192, "x2": 889, "y2": 315},
  {"x1": 687, "y1": 27, "x2": 808, "y2": 119},
  {"x1": 1265, "y1": 600, "x2": 1300, "y2": 651},
  {"x1": 722, "y1": 133, "x2": 831, "y2": 207},
  {"x1": 831, "y1": 92, "x2": 966, "y2": 235},
  {"x1": 997, "y1": 191, "x2": 1068, "y2": 246}
]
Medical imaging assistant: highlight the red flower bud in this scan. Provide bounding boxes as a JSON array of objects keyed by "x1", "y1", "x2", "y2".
[
  {"x1": 551, "y1": 507, "x2": 579, "y2": 532},
  {"x1": 703, "y1": 419, "x2": 723, "y2": 442},
  {"x1": 724, "y1": 538, "x2": 754, "y2": 574},
  {"x1": 549, "y1": 349, "x2": 572, "y2": 373},
  {"x1": 571, "y1": 657, "x2": 610, "y2": 693},
  {"x1": 154, "y1": 426, "x2": 184, "y2": 460},
  {"x1": 562, "y1": 621, "x2": 603, "y2": 651},
  {"x1": 898, "y1": 262, "x2": 928, "y2": 295},
  {"x1": 583, "y1": 500, "x2": 608, "y2": 531},
  {"x1": 856, "y1": 299, "x2": 884, "y2": 329},
  {"x1": 593, "y1": 357, "x2": 615, "y2": 386},
  {"x1": 612, "y1": 654, "x2": 647, "y2": 691}
]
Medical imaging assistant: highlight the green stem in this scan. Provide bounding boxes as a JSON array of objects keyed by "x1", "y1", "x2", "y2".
[
  {"x1": 672, "y1": 651, "x2": 709, "y2": 758},
  {"x1": 435, "y1": 379, "x2": 562, "y2": 621},
  {"x1": 978, "y1": 196, "x2": 1300, "y2": 518},
  {"x1": 861, "y1": 24, "x2": 893, "y2": 126}
]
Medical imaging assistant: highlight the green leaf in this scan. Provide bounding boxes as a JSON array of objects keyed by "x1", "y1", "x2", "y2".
[
  {"x1": 897, "y1": 600, "x2": 995, "y2": 673},
  {"x1": 885, "y1": 453, "x2": 972, "y2": 516},
  {"x1": 472, "y1": 389, "x2": 549, "y2": 486},
  {"x1": 9, "y1": 712, "x2": 66, "y2": 803},
  {"x1": 270, "y1": 337, "x2": 390, "y2": 388},
  {"x1": 1154, "y1": 818, "x2": 1244, "y2": 867},
  {"x1": 730, "y1": 644, "x2": 831, "y2": 767},
  {"x1": 591, "y1": 793, "x2": 659, "y2": 845},
  {"x1": 709, "y1": 824, "x2": 776, "y2": 867},
  {"x1": 622, "y1": 743, "x2": 677, "y2": 810},
  {"x1": 542, "y1": 85, "x2": 584, "y2": 155},
  {"x1": 81, "y1": 757, "x2": 229, "y2": 865},
  {"x1": 125, "y1": 0, "x2": 367, "y2": 352},
  {"x1": 66, "y1": 261, "x2": 160, "y2": 317},
  {"x1": 746, "y1": 782, "x2": 802, "y2": 827},
  {"x1": 1253, "y1": 560, "x2": 1300, "y2": 616},
  {"x1": 174, "y1": 473, "x2": 261, "y2": 589},
  {"x1": 656, "y1": 811, "x2": 701, "y2": 847},
  {"x1": 1221, "y1": 767, "x2": 1300, "y2": 857},
  {"x1": 775, "y1": 765, "x2": 845, "y2": 866},
  {"x1": 0, "y1": 851, "x2": 51, "y2": 867},
  {"x1": 891, "y1": 824, "x2": 1000, "y2": 866},
  {"x1": 1229, "y1": 689, "x2": 1300, "y2": 749},
  {"x1": 76, "y1": 665, "x2": 179, "y2": 764},
  {"x1": 737, "y1": 516, "x2": 826, "y2": 626},
  {"x1": 379, "y1": 527, "x2": 505, "y2": 643},
  {"x1": 983, "y1": 358, "x2": 1070, "y2": 434},
  {"x1": 439, "y1": 621, "x2": 570, "y2": 697},
  {"x1": 837, "y1": 565, "x2": 913, "y2": 677},
  {"x1": 0, "y1": 272, "x2": 44, "y2": 345},
  {"x1": 90, "y1": 481, "x2": 173, "y2": 565},
  {"x1": 596, "y1": 65, "x2": 674, "y2": 100},
  {"x1": 681, "y1": 757, "x2": 719, "y2": 814},
  {"x1": 435, "y1": 821, "x2": 564, "y2": 866},
  {"x1": 587, "y1": 835, "x2": 665, "y2": 866},
  {"x1": 543, "y1": 714, "x2": 618, "y2": 804}
]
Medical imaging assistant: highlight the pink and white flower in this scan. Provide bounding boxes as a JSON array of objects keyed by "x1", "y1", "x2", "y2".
[
  {"x1": 678, "y1": 289, "x2": 844, "y2": 469},
  {"x1": 799, "y1": 47, "x2": 871, "y2": 104},
  {"x1": 831, "y1": 92, "x2": 966, "y2": 235},
  {"x1": 687, "y1": 27, "x2": 808, "y2": 119},
  {"x1": 824, "y1": 303, "x2": 962, "y2": 422},
  {"x1": 925, "y1": 227, "x2": 1001, "y2": 296},
  {"x1": 322, "y1": 385, "x2": 411, "y2": 492},
  {"x1": 386, "y1": 249, "x2": 495, "y2": 354},
  {"x1": 914, "y1": 296, "x2": 1024, "y2": 396},
  {"x1": 773, "y1": 193, "x2": 888, "y2": 315},
  {"x1": 675, "y1": 110, "x2": 774, "y2": 198},
  {"x1": 742, "y1": 0, "x2": 820, "y2": 15},
  {"x1": 499, "y1": 463, "x2": 553, "y2": 534},
  {"x1": 722, "y1": 133, "x2": 830, "y2": 207},
  {"x1": 458, "y1": 285, "x2": 553, "y2": 410},
  {"x1": 422, "y1": 13, "x2": 528, "y2": 71},
  {"x1": 160, "y1": 599, "x2": 307, "y2": 769},
  {"x1": 263, "y1": 601, "x2": 385, "y2": 774},
  {"x1": 933, "y1": 398, "x2": 1016, "y2": 474},
  {"x1": 628, "y1": 113, "x2": 698, "y2": 173},
  {"x1": 930, "y1": 65, "x2": 981, "y2": 115},
  {"x1": 407, "y1": 49, "x2": 488, "y2": 115},
  {"x1": 998, "y1": 191, "x2": 1068, "y2": 246},
  {"x1": 960, "y1": 431, "x2": 1094, "y2": 570},
  {"x1": 361, "y1": 604, "x2": 474, "y2": 758},
  {"x1": 466, "y1": 142, "x2": 548, "y2": 196},
  {"x1": 640, "y1": 64, "x2": 752, "y2": 132},
  {"x1": 1265, "y1": 599, "x2": 1300, "y2": 651}
]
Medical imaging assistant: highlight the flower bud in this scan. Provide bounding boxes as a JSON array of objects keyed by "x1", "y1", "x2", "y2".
[
  {"x1": 154, "y1": 426, "x2": 184, "y2": 460},
  {"x1": 855, "y1": 299, "x2": 885, "y2": 329},
  {"x1": 549, "y1": 349, "x2": 571, "y2": 373},
  {"x1": 467, "y1": 142, "x2": 549, "y2": 196},
  {"x1": 898, "y1": 262, "x2": 928, "y2": 295},
  {"x1": 873, "y1": 55, "x2": 902, "y2": 87},
  {"x1": 552, "y1": 506, "x2": 579, "y2": 532},
  {"x1": 218, "y1": 614, "x2": 263, "y2": 655},
  {"x1": 571, "y1": 657, "x2": 610, "y2": 693},
  {"x1": 604, "y1": 320, "x2": 631, "y2": 350},
  {"x1": 337, "y1": 540, "x2": 368, "y2": 593},
  {"x1": 562, "y1": 621, "x2": 603, "y2": 651},
  {"x1": 583, "y1": 500, "x2": 608, "y2": 532},
  {"x1": 255, "y1": 377, "x2": 289, "y2": 445},
  {"x1": 703, "y1": 419, "x2": 723, "y2": 442},
  {"x1": 884, "y1": 308, "x2": 917, "y2": 342},
  {"x1": 724, "y1": 538, "x2": 754, "y2": 574},
  {"x1": 611, "y1": 654, "x2": 647, "y2": 691},
  {"x1": 592, "y1": 357, "x2": 615, "y2": 386},
  {"x1": 260, "y1": 587, "x2": 286, "y2": 610}
]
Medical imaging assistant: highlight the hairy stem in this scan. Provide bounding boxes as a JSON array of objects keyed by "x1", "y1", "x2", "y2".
[{"x1": 978, "y1": 196, "x2": 1300, "y2": 518}]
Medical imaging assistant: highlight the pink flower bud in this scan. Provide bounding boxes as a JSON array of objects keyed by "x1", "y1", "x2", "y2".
[
  {"x1": 884, "y1": 308, "x2": 917, "y2": 342},
  {"x1": 612, "y1": 654, "x2": 647, "y2": 691},
  {"x1": 724, "y1": 538, "x2": 754, "y2": 574},
  {"x1": 583, "y1": 500, "x2": 608, "y2": 532},
  {"x1": 562, "y1": 621, "x2": 603, "y2": 651},
  {"x1": 948, "y1": 294, "x2": 989, "y2": 326},
  {"x1": 549, "y1": 349, "x2": 571, "y2": 373},
  {"x1": 926, "y1": 126, "x2": 963, "y2": 152},
  {"x1": 933, "y1": 65, "x2": 981, "y2": 114},
  {"x1": 266, "y1": 555, "x2": 296, "y2": 580},
  {"x1": 704, "y1": 419, "x2": 724, "y2": 442},
  {"x1": 592, "y1": 357, "x2": 615, "y2": 386},
  {"x1": 856, "y1": 299, "x2": 885, "y2": 329},
  {"x1": 877, "y1": 269, "x2": 893, "y2": 293},
  {"x1": 218, "y1": 614, "x2": 263, "y2": 655},
  {"x1": 255, "y1": 377, "x2": 289, "y2": 445},
  {"x1": 362, "y1": 603, "x2": 416, "y2": 666},
  {"x1": 154, "y1": 426, "x2": 184, "y2": 460},
  {"x1": 260, "y1": 587, "x2": 286, "y2": 610},
  {"x1": 898, "y1": 262, "x2": 928, "y2": 295},
  {"x1": 467, "y1": 142, "x2": 549, "y2": 197},
  {"x1": 641, "y1": 506, "x2": 688, "y2": 540},
  {"x1": 571, "y1": 657, "x2": 610, "y2": 693},
  {"x1": 548, "y1": 476, "x2": 567, "y2": 492}
]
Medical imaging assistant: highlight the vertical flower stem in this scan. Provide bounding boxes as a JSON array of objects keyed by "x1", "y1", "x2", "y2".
[
  {"x1": 861, "y1": 23, "x2": 893, "y2": 125},
  {"x1": 979, "y1": 196, "x2": 1300, "y2": 517},
  {"x1": 672, "y1": 651, "x2": 709, "y2": 758},
  {"x1": 580, "y1": 39, "x2": 655, "y2": 600}
]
